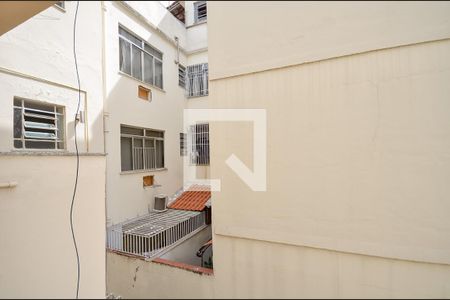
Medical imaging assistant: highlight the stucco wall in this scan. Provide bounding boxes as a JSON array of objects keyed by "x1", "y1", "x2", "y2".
[
  {"x1": 0, "y1": 2, "x2": 106, "y2": 298},
  {"x1": 104, "y1": 1, "x2": 188, "y2": 224},
  {"x1": 207, "y1": 1, "x2": 450, "y2": 298},
  {"x1": 107, "y1": 252, "x2": 214, "y2": 299},
  {"x1": 0, "y1": 1, "x2": 105, "y2": 154},
  {"x1": 0, "y1": 155, "x2": 106, "y2": 298},
  {"x1": 161, "y1": 226, "x2": 212, "y2": 266}
]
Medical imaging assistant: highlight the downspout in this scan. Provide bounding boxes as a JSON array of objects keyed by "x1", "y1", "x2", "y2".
[
  {"x1": 100, "y1": 1, "x2": 109, "y2": 294},
  {"x1": 174, "y1": 36, "x2": 180, "y2": 65}
]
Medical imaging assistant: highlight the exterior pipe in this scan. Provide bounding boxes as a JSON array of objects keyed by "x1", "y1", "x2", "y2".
[{"x1": 0, "y1": 181, "x2": 18, "y2": 189}]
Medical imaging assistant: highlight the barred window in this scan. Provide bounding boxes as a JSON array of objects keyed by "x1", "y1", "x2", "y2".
[
  {"x1": 121, "y1": 125, "x2": 164, "y2": 171},
  {"x1": 119, "y1": 26, "x2": 163, "y2": 89},
  {"x1": 186, "y1": 63, "x2": 208, "y2": 98},
  {"x1": 190, "y1": 123, "x2": 209, "y2": 165},
  {"x1": 13, "y1": 98, "x2": 65, "y2": 150}
]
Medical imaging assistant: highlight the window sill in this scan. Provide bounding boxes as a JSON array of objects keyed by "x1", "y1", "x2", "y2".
[
  {"x1": 187, "y1": 94, "x2": 208, "y2": 99},
  {"x1": 120, "y1": 168, "x2": 167, "y2": 175},
  {"x1": 186, "y1": 20, "x2": 207, "y2": 29},
  {"x1": 54, "y1": 5, "x2": 66, "y2": 13},
  {"x1": 118, "y1": 71, "x2": 166, "y2": 93}
]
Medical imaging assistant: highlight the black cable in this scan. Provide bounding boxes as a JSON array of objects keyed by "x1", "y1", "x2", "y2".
[{"x1": 71, "y1": 1, "x2": 81, "y2": 299}]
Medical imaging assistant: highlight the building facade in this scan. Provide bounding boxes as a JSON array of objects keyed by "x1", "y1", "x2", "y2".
[
  {"x1": 0, "y1": 1, "x2": 106, "y2": 298},
  {"x1": 208, "y1": 1, "x2": 450, "y2": 298}
]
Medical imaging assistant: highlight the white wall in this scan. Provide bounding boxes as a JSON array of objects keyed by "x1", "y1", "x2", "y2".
[
  {"x1": 161, "y1": 226, "x2": 212, "y2": 266},
  {"x1": 209, "y1": 1, "x2": 450, "y2": 80},
  {"x1": 0, "y1": 2, "x2": 106, "y2": 298},
  {"x1": 0, "y1": 155, "x2": 106, "y2": 298},
  {"x1": 0, "y1": 1, "x2": 105, "y2": 154},
  {"x1": 107, "y1": 252, "x2": 214, "y2": 299},
  {"x1": 104, "y1": 1, "x2": 188, "y2": 224}
]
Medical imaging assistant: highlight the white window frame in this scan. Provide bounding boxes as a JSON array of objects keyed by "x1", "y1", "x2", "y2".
[
  {"x1": 120, "y1": 125, "x2": 165, "y2": 172},
  {"x1": 194, "y1": 1, "x2": 207, "y2": 23},
  {"x1": 118, "y1": 26, "x2": 164, "y2": 89},
  {"x1": 13, "y1": 98, "x2": 65, "y2": 151}
]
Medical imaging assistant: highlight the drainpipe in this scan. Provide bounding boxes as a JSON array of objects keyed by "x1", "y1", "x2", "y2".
[{"x1": 174, "y1": 36, "x2": 180, "y2": 65}]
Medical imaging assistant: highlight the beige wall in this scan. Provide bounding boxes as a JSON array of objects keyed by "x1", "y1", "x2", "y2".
[
  {"x1": 209, "y1": 1, "x2": 450, "y2": 80},
  {"x1": 107, "y1": 252, "x2": 214, "y2": 299},
  {"x1": 0, "y1": 2, "x2": 106, "y2": 298},
  {"x1": 0, "y1": 155, "x2": 106, "y2": 298},
  {"x1": 207, "y1": 1, "x2": 450, "y2": 298}
]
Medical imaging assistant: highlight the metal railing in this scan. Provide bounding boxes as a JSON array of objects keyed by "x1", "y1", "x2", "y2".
[{"x1": 107, "y1": 210, "x2": 206, "y2": 259}]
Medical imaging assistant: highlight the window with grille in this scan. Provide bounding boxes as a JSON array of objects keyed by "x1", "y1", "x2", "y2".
[
  {"x1": 178, "y1": 64, "x2": 186, "y2": 88},
  {"x1": 186, "y1": 63, "x2": 208, "y2": 97},
  {"x1": 119, "y1": 26, "x2": 163, "y2": 89},
  {"x1": 194, "y1": 1, "x2": 207, "y2": 23},
  {"x1": 190, "y1": 123, "x2": 209, "y2": 165},
  {"x1": 13, "y1": 98, "x2": 65, "y2": 150},
  {"x1": 120, "y1": 125, "x2": 164, "y2": 172},
  {"x1": 180, "y1": 132, "x2": 187, "y2": 156}
]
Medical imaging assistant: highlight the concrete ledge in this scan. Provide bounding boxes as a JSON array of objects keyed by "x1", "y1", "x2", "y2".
[{"x1": 152, "y1": 258, "x2": 213, "y2": 276}]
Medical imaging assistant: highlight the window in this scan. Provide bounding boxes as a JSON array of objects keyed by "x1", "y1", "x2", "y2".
[
  {"x1": 190, "y1": 123, "x2": 209, "y2": 165},
  {"x1": 119, "y1": 26, "x2": 163, "y2": 89},
  {"x1": 13, "y1": 98, "x2": 65, "y2": 150},
  {"x1": 178, "y1": 64, "x2": 186, "y2": 88},
  {"x1": 55, "y1": 1, "x2": 65, "y2": 9},
  {"x1": 186, "y1": 63, "x2": 208, "y2": 97},
  {"x1": 120, "y1": 125, "x2": 164, "y2": 171},
  {"x1": 180, "y1": 132, "x2": 187, "y2": 156},
  {"x1": 194, "y1": 1, "x2": 207, "y2": 23}
]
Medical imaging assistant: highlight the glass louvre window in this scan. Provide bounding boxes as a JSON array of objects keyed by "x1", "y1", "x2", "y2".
[
  {"x1": 13, "y1": 98, "x2": 65, "y2": 150},
  {"x1": 194, "y1": 1, "x2": 207, "y2": 23},
  {"x1": 55, "y1": 1, "x2": 65, "y2": 9},
  {"x1": 186, "y1": 63, "x2": 208, "y2": 97},
  {"x1": 190, "y1": 123, "x2": 209, "y2": 165},
  {"x1": 179, "y1": 133, "x2": 187, "y2": 156},
  {"x1": 118, "y1": 26, "x2": 163, "y2": 89},
  {"x1": 178, "y1": 65, "x2": 186, "y2": 88},
  {"x1": 120, "y1": 125, "x2": 165, "y2": 171}
]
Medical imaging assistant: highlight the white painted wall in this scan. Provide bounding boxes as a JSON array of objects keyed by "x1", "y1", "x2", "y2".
[
  {"x1": 161, "y1": 226, "x2": 212, "y2": 266},
  {"x1": 0, "y1": 2, "x2": 106, "y2": 298},
  {"x1": 104, "y1": 1, "x2": 211, "y2": 224},
  {"x1": 0, "y1": 155, "x2": 106, "y2": 298},
  {"x1": 104, "y1": 1, "x2": 188, "y2": 224},
  {"x1": 107, "y1": 252, "x2": 215, "y2": 299},
  {"x1": 0, "y1": 1, "x2": 105, "y2": 153}
]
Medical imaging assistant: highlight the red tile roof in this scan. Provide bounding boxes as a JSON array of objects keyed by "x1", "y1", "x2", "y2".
[{"x1": 168, "y1": 185, "x2": 211, "y2": 211}]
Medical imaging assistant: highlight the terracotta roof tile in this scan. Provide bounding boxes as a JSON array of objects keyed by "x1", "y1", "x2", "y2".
[{"x1": 168, "y1": 185, "x2": 211, "y2": 211}]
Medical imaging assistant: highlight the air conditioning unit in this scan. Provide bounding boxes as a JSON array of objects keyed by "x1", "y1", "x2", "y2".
[{"x1": 153, "y1": 194, "x2": 168, "y2": 212}]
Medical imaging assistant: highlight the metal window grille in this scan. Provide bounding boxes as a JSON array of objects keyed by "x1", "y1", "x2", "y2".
[
  {"x1": 186, "y1": 63, "x2": 208, "y2": 98},
  {"x1": 107, "y1": 210, "x2": 206, "y2": 259},
  {"x1": 194, "y1": 1, "x2": 207, "y2": 23},
  {"x1": 13, "y1": 98, "x2": 65, "y2": 150},
  {"x1": 178, "y1": 65, "x2": 186, "y2": 88},
  {"x1": 119, "y1": 26, "x2": 163, "y2": 89},
  {"x1": 121, "y1": 125, "x2": 164, "y2": 171},
  {"x1": 190, "y1": 123, "x2": 209, "y2": 165}
]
